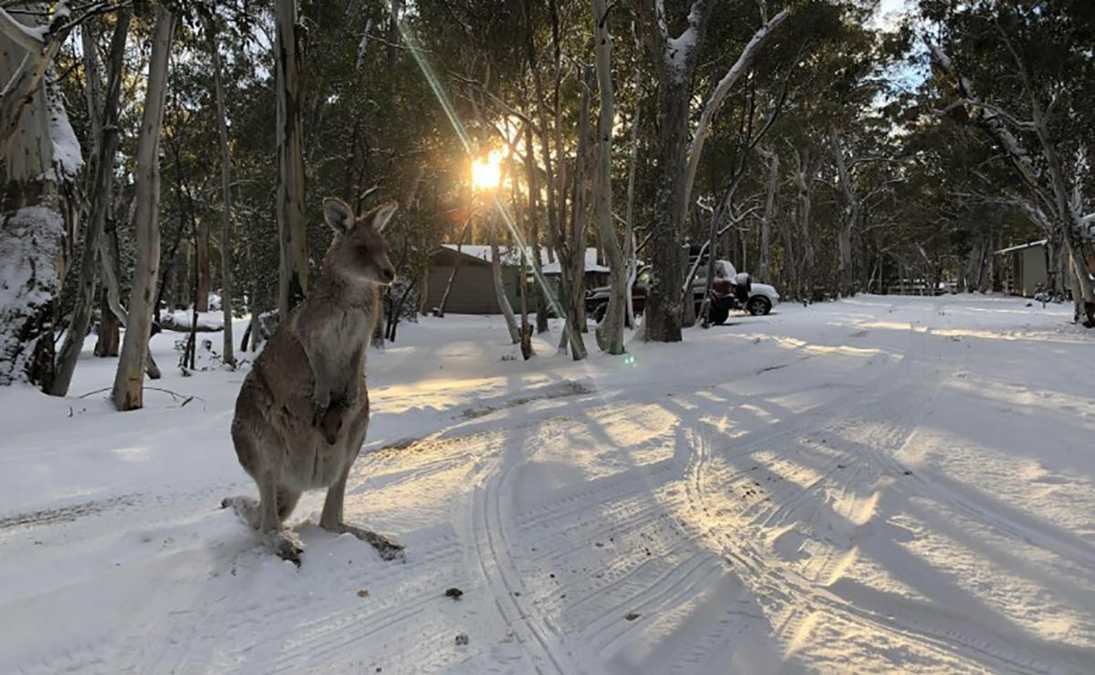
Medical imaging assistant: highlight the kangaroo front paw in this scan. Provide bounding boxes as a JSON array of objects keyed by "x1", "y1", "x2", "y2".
[
  {"x1": 312, "y1": 402, "x2": 326, "y2": 428},
  {"x1": 268, "y1": 531, "x2": 304, "y2": 566},
  {"x1": 319, "y1": 405, "x2": 345, "y2": 444}
]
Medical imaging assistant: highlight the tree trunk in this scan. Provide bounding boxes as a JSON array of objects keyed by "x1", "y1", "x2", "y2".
[
  {"x1": 0, "y1": 4, "x2": 81, "y2": 388},
  {"x1": 49, "y1": 9, "x2": 131, "y2": 396},
  {"x1": 437, "y1": 217, "x2": 471, "y2": 317},
  {"x1": 275, "y1": 0, "x2": 309, "y2": 319},
  {"x1": 591, "y1": 0, "x2": 626, "y2": 355},
  {"x1": 677, "y1": 9, "x2": 790, "y2": 230},
  {"x1": 208, "y1": 17, "x2": 235, "y2": 366},
  {"x1": 642, "y1": 2, "x2": 714, "y2": 343},
  {"x1": 756, "y1": 144, "x2": 779, "y2": 281},
  {"x1": 645, "y1": 70, "x2": 691, "y2": 342},
  {"x1": 830, "y1": 131, "x2": 859, "y2": 297},
  {"x1": 489, "y1": 218, "x2": 520, "y2": 344},
  {"x1": 520, "y1": 114, "x2": 550, "y2": 334},
  {"x1": 792, "y1": 147, "x2": 815, "y2": 299},
  {"x1": 111, "y1": 6, "x2": 174, "y2": 411},
  {"x1": 623, "y1": 98, "x2": 640, "y2": 330},
  {"x1": 195, "y1": 217, "x2": 210, "y2": 311},
  {"x1": 94, "y1": 292, "x2": 120, "y2": 356}
]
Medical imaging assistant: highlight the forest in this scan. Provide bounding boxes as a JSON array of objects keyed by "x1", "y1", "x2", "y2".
[
  {"x1": 2, "y1": 2, "x2": 1095, "y2": 673},
  {"x1": 1, "y1": 0, "x2": 1092, "y2": 402}
]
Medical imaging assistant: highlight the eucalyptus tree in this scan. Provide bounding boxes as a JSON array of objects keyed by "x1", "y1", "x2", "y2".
[
  {"x1": 112, "y1": 4, "x2": 176, "y2": 411},
  {"x1": 636, "y1": 0, "x2": 790, "y2": 342},
  {"x1": 0, "y1": 2, "x2": 84, "y2": 387},
  {"x1": 922, "y1": 0, "x2": 1095, "y2": 324}
]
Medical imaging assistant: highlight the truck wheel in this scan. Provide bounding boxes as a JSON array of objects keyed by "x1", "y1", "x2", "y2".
[
  {"x1": 709, "y1": 304, "x2": 730, "y2": 325},
  {"x1": 747, "y1": 296, "x2": 771, "y2": 316}
]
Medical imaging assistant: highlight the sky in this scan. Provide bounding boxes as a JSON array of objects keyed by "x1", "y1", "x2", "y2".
[{"x1": 873, "y1": 0, "x2": 915, "y2": 30}]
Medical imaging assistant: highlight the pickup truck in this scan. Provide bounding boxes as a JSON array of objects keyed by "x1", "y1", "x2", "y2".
[{"x1": 586, "y1": 260, "x2": 780, "y2": 324}]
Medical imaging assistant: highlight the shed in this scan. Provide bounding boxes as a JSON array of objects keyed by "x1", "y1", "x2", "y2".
[
  {"x1": 425, "y1": 245, "x2": 611, "y2": 314},
  {"x1": 424, "y1": 245, "x2": 522, "y2": 314},
  {"x1": 994, "y1": 240, "x2": 1048, "y2": 297}
]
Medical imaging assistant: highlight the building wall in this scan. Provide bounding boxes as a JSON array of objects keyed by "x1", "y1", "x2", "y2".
[
  {"x1": 425, "y1": 263, "x2": 520, "y2": 314},
  {"x1": 1020, "y1": 246, "x2": 1048, "y2": 297}
]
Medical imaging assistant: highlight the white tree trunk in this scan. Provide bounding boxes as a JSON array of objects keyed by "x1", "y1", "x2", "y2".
[
  {"x1": 756, "y1": 143, "x2": 779, "y2": 282},
  {"x1": 677, "y1": 9, "x2": 789, "y2": 231},
  {"x1": 111, "y1": 6, "x2": 174, "y2": 410},
  {"x1": 50, "y1": 9, "x2": 131, "y2": 396},
  {"x1": 489, "y1": 219, "x2": 520, "y2": 344},
  {"x1": 592, "y1": 0, "x2": 626, "y2": 355},
  {"x1": 0, "y1": 3, "x2": 81, "y2": 388},
  {"x1": 830, "y1": 131, "x2": 860, "y2": 297}
]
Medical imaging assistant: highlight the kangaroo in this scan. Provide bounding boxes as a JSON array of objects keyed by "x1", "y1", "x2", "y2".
[{"x1": 222, "y1": 197, "x2": 402, "y2": 565}]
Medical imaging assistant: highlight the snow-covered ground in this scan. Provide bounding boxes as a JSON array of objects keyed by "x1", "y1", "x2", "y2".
[{"x1": 2, "y1": 295, "x2": 1094, "y2": 674}]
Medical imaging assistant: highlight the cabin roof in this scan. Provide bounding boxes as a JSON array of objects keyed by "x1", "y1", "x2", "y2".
[
  {"x1": 436, "y1": 245, "x2": 610, "y2": 273},
  {"x1": 993, "y1": 240, "x2": 1047, "y2": 255}
]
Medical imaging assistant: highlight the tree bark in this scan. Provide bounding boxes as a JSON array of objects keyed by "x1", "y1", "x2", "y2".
[
  {"x1": 489, "y1": 216, "x2": 521, "y2": 344},
  {"x1": 49, "y1": 9, "x2": 131, "y2": 396},
  {"x1": 591, "y1": 0, "x2": 626, "y2": 355},
  {"x1": 208, "y1": 17, "x2": 235, "y2": 366},
  {"x1": 94, "y1": 293, "x2": 120, "y2": 356},
  {"x1": 275, "y1": 0, "x2": 309, "y2": 319},
  {"x1": 677, "y1": 9, "x2": 790, "y2": 230},
  {"x1": 642, "y1": 1, "x2": 715, "y2": 343},
  {"x1": 0, "y1": 4, "x2": 73, "y2": 153},
  {"x1": 0, "y1": 3, "x2": 81, "y2": 388},
  {"x1": 437, "y1": 217, "x2": 471, "y2": 317},
  {"x1": 757, "y1": 143, "x2": 779, "y2": 281},
  {"x1": 195, "y1": 216, "x2": 210, "y2": 312},
  {"x1": 830, "y1": 131, "x2": 860, "y2": 297},
  {"x1": 111, "y1": 6, "x2": 174, "y2": 411},
  {"x1": 791, "y1": 147, "x2": 816, "y2": 300}
]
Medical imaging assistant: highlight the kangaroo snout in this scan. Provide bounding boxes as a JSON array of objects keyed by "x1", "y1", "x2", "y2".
[{"x1": 379, "y1": 266, "x2": 396, "y2": 285}]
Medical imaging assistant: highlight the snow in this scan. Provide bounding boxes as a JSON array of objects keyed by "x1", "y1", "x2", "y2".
[
  {"x1": 664, "y1": 28, "x2": 696, "y2": 79},
  {"x1": 159, "y1": 309, "x2": 226, "y2": 332},
  {"x1": 46, "y1": 79, "x2": 83, "y2": 179},
  {"x1": 0, "y1": 206, "x2": 65, "y2": 384},
  {"x1": 2, "y1": 295, "x2": 1095, "y2": 673},
  {"x1": 661, "y1": 0, "x2": 702, "y2": 79}
]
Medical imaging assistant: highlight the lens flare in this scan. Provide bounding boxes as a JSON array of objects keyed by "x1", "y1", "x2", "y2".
[{"x1": 471, "y1": 151, "x2": 503, "y2": 191}]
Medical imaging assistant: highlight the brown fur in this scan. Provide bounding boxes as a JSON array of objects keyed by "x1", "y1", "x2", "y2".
[{"x1": 223, "y1": 198, "x2": 403, "y2": 563}]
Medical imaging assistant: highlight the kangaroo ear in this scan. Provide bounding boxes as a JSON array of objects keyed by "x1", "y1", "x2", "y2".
[
  {"x1": 372, "y1": 201, "x2": 398, "y2": 234},
  {"x1": 323, "y1": 197, "x2": 354, "y2": 233}
]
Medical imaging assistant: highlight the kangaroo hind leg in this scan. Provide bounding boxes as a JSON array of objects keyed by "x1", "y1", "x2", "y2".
[{"x1": 320, "y1": 465, "x2": 404, "y2": 561}]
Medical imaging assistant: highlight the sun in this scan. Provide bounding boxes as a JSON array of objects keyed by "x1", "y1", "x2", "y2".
[{"x1": 471, "y1": 150, "x2": 504, "y2": 191}]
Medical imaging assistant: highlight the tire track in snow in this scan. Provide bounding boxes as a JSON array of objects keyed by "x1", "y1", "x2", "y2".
[
  {"x1": 684, "y1": 304, "x2": 1093, "y2": 672},
  {"x1": 467, "y1": 455, "x2": 574, "y2": 674},
  {"x1": 459, "y1": 318, "x2": 917, "y2": 670}
]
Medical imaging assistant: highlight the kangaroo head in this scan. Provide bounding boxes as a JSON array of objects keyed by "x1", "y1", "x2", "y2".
[{"x1": 322, "y1": 197, "x2": 398, "y2": 286}]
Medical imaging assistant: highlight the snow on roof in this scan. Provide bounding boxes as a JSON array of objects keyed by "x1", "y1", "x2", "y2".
[
  {"x1": 542, "y1": 248, "x2": 609, "y2": 274},
  {"x1": 994, "y1": 240, "x2": 1048, "y2": 255},
  {"x1": 439, "y1": 244, "x2": 609, "y2": 273}
]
